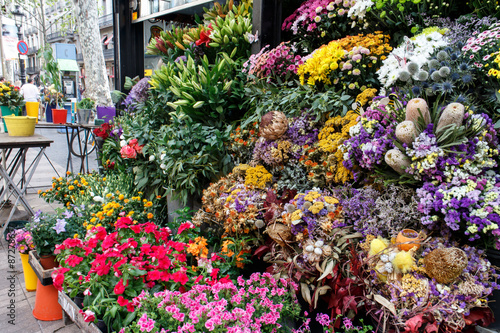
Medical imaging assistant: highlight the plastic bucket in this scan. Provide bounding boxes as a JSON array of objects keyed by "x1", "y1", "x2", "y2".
[
  {"x1": 45, "y1": 104, "x2": 53, "y2": 122},
  {"x1": 3, "y1": 116, "x2": 36, "y2": 136},
  {"x1": 26, "y1": 102, "x2": 40, "y2": 123},
  {"x1": 76, "y1": 109, "x2": 92, "y2": 124},
  {"x1": 0, "y1": 105, "x2": 19, "y2": 132},
  {"x1": 96, "y1": 106, "x2": 115, "y2": 123},
  {"x1": 52, "y1": 108, "x2": 67, "y2": 124},
  {"x1": 20, "y1": 253, "x2": 38, "y2": 291}
]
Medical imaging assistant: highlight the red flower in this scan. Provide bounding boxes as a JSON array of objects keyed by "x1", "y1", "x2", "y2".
[
  {"x1": 117, "y1": 295, "x2": 129, "y2": 307},
  {"x1": 171, "y1": 270, "x2": 188, "y2": 285},
  {"x1": 115, "y1": 216, "x2": 133, "y2": 229},
  {"x1": 147, "y1": 270, "x2": 161, "y2": 281},
  {"x1": 121, "y1": 145, "x2": 137, "y2": 159},
  {"x1": 114, "y1": 278, "x2": 129, "y2": 295},
  {"x1": 196, "y1": 29, "x2": 211, "y2": 47},
  {"x1": 102, "y1": 232, "x2": 117, "y2": 249},
  {"x1": 51, "y1": 267, "x2": 69, "y2": 291},
  {"x1": 66, "y1": 255, "x2": 84, "y2": 267},
  {"x1": 130, "y1": 225, "x2": 142, "y2": 233},
  {"x1": 143, "y1": 222, "x2": 157, "y2": 233},
  {"x1": 177, "y1": 221, "x2": 194, "y2": 235},
  {"x1": 94, "y1": 227, "x2": 107, "y2": 241}
]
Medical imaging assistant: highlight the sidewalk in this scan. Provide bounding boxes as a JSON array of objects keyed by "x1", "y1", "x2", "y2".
[{"x1": 0, "y1": 148, "x2": 88, "y2": 332}]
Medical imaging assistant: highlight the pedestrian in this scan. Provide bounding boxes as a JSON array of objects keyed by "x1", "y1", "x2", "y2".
[
  {"x1": 20, "y1": 76, "x2": 41, "y2": 117},
  {"x1": 0, "y1": 76, "x2": 5, "y2": 83}
]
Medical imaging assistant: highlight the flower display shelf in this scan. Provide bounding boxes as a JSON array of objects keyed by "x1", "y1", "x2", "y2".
[
  {"x1": 28, "y1": 251, "x2": 55, "y2": 286},
  {"x1": 58, "y1": 291, "x2": 103, "y2": 333}
]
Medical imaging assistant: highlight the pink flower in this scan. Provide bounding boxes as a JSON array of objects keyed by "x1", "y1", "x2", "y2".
[
  {"x1": 120, "y1": 145, "x2": 137, "y2": 159},
  {"x1": 177, "y1": 221, "x2": 194, "y2": 235},
  {"x1": 137, "y1": 313, "x2": 155, "y2": 332},
  {"x1": 80, "y1": 309, "x2": 96, "y2": 323}
]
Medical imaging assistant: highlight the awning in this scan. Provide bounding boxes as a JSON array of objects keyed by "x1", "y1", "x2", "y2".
[
  {"x1": 104, "y1": 34, "x2": 113, "y2": 46},
  {"x1": 57, "y1": 58, "x2": 80, "y2": 72}
]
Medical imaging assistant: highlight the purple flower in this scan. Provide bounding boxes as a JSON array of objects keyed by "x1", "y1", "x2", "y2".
[{"x1": 53, "y1": 219, "x2": 67, "y2": 234}]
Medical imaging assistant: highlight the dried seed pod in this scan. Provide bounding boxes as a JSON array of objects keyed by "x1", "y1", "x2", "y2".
[
  {"x1": 259, "y1": 111, "x2": 289, "y2": 140},
  {"x1": 436, "y1": 103, "x2": 465, "y2": 133},
  {"x1": 385, "y1": 149, "x2": 411, "y2": 175},
  {"x1": 424, "y1": 247, "x2": 468, "y2": 284},
  {"x1": 396, "y1": 121, "x2": 419, "y2": 146},
  {"x1": 406, "y1": 98, "x2": 431, "y2": 125},
  {"x1": 265, "y1": 223, "x2": 292, "y2": 248}
]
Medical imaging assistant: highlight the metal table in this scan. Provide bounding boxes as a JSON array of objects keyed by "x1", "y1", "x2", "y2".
[{"x1": 0, "y1": 133, "x2": 53, "y2": 235}]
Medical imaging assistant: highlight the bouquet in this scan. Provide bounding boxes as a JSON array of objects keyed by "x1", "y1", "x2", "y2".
[
  {"x1": 0, "y1": 81, "x2": 25, "y2": 109},
  {"x1": 43, "y1": 84, "x2": 65, "y2": 108}
]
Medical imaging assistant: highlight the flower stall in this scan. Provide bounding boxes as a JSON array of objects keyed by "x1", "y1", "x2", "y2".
[{"x1": 13, "y1": 0, "x2": 500, "y2": 332}]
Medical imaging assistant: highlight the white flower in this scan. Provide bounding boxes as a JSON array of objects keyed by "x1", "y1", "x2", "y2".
[
  {"x1": 93, "y1": 196, "x2": 104, "y2": 202},
  {"x1": 149, "y1": 155, "x2": 155, "y2": 161},
  {"x1": 120, "y1": 140, "x2": 127, "y2": 147}
]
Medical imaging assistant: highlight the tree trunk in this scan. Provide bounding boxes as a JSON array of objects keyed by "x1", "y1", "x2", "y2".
[{"x1": 71, "y1": 0, "x2": 112, "y2": 106}]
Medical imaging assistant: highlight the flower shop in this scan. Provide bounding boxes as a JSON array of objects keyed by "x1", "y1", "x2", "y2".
[{"x1": 7, "y1": 0, "x2": 500, "y2": 332}]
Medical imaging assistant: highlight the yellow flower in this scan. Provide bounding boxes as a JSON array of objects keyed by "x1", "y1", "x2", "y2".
[
  {"x1": 245, "y1": 165, "x2": 272, "y2": 189},
  {"x1": 147, "y1": 213, "x2": 154, "y2": 219},
  {"x1": 144, "y1": 201, "x2": 153, "y2": 208},
  {"x1": 308, "y1": 201, "x2": 324, "y2": 214}
]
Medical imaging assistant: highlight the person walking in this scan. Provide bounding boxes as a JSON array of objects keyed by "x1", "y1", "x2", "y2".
[{"x1": 20, "y1": 76, "x2": 41, "y2": 117}]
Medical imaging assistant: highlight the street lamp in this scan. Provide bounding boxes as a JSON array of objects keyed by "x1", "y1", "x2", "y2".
[{"x1": 11, "y1": 5, "x2": 25, "y2": 85}]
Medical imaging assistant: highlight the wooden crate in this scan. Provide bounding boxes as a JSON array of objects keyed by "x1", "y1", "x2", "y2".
[
  {"x1": 28, "y1": 250, "x2": 56, "y2": 286},
  {"x1": 58, "y1": 291, "x2": 104, "y2": 333}
]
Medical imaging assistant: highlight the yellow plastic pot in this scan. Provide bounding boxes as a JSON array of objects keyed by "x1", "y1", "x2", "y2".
[
  {"x1": 25, "y1": 102, "x2": 40, "y2": 123},
  {"x1": 20, "y1": 253, "x2": 38, "y2": 291},
  {"x1": 3, "y1": 115, "x2": 36, "y2": 136}
]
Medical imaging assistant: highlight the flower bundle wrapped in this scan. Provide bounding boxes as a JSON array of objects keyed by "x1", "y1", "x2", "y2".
[
  {"x1": 340, "y1": 98, "x2": 399, "y2": 180},
  {"x1": 117, "y1": 273, "x2": 302, "y2": 333},
  {"x1": 377, "y1": 28, "x2": 449, "y2": 88},
  {"x1": 242, "y1": 42, "x2": 304, "y2": 82},
  {"x1": 282, "y1": 0, "x2": 371, "y2": 52},
  {"x1": 299, "y1": 111, "x2": 358, "y2": 185},
  {"x1": 358, "y1": 235, "x2": 498, "y2": 332},
  {"x1": 298, "y1": 33, "x2": 392, "y2": 95},
  {"x1": 6, "y1": 228, "x2": 35, "y2": 254}
]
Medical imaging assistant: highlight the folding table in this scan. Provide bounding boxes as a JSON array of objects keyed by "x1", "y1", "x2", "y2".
[{"x1": 0, "y1": 133, "x2": 53, "y2": 235}]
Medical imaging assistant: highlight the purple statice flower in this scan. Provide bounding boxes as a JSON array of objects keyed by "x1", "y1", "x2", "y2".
[
  {"x1": 283, "y1": 111, "x2": 320, "y2": 159},
  {"x1": 341, "y1": 103, "x2": 398, "y2": 180}
]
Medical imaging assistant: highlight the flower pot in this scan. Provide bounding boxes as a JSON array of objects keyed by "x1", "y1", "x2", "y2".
[
  {"x1": 39, "y1": 254, "x2": 58, "y2": 270},
  {"x1": 97, "y1": 319, "x2": 109, "y2": 333},
  {"x1": 395, "y1": 229, "x2": 420, "y2": 251},
  {"x1": 76, "y1": 109, "x2": 92, "y2": 125},
  {"x1": 3, "y1": 116, "x2": 37, "y2": 136},
  {"x1": 20, "y1": 253, "x2": 38, "y2": 291},
  {"x1": 45, "y1": 104, "x2": 54, "y2": 122},
  {"x1": 73, "y1": 295, "x2": 84, "y2": 309},
  {"x1": 52, "y1": 108, "x2": 67, "y2": 124},
  {"x1": 96, "y1": 106, "x2": 115, "y2": 123},
  {"x1": 25, "y1": 101, "x2": 40, "y2": 123},
  {"x1": 0, "y1": 105, "x2": 20, "y2": 132},
  {"x1": 32, "y1": 279, "x2": 63, "y2": 321}
]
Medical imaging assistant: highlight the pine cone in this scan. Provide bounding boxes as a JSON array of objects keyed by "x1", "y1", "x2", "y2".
[
  {"x1": 259, "y1": 111, "x2": 288, "y2": 140},
  {"x1": 424, "y1": 247, "x2": 468, "y2": 284}
]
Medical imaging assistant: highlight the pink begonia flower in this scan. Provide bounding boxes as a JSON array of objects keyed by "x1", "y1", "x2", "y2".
[{"x1": 120, "y1": 145, "x2": 137, "y2": 159}]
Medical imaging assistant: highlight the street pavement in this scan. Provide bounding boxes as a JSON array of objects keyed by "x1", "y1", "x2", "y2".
[{"x1": 0, "y1": 128, "x2": 99, "y2": 332}]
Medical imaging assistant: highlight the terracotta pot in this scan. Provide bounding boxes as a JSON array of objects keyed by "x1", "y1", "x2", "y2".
[
  {"x1": 52, "y1": 108, "x2": 67, "y2": 124},
  {"x1": 396, "y1": 229, "x2": 420, "y2": 251},
  {"x1": 39, "y1": 254, "x2": 58, "y2": 270},
  {"x1": 32, "y1": 279, "x2": 62, "y2": 321}
]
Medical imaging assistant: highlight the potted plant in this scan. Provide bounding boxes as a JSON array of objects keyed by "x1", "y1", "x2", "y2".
[
  {"x1": 0, "y1": 81, "x2": 25, "y2": 132},
  {"x1": 6, "y1": 228, "x2": 38, "y2": 291},
  {"x1": 76, "y1": 97, "x2": 96, "y2": 124},
  {"x1": 39, "y1": 46, "x2": 67, "y2": 123}
]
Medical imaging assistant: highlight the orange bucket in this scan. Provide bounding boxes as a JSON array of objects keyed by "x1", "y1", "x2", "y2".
[
  {"x1": 32, "y1": 279, "x2": 62, "y2": 321},
  {"x1": 52, "y1": 108, "x2": 67, "y2": 124}
]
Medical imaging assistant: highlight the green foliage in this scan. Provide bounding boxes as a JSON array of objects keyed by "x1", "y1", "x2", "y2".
[
  {"x1": 77, "y1": 97, "x2": 96, "y2": 110},
  {"x1": 0, "y1": 81, "x2": 24, "y2": 108},
  {"x1": 151, "y1": 52, "x2": 246, "y2": 127},
  {"x1": 39, "y1": 46, "x2": 62, "y2": 93},
  {"x1": 156, "y1": 120, "x2": 233, "y2": 205},
  {"x1": 242, "y1": 80, "x2": 353, "y2": 128}
]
